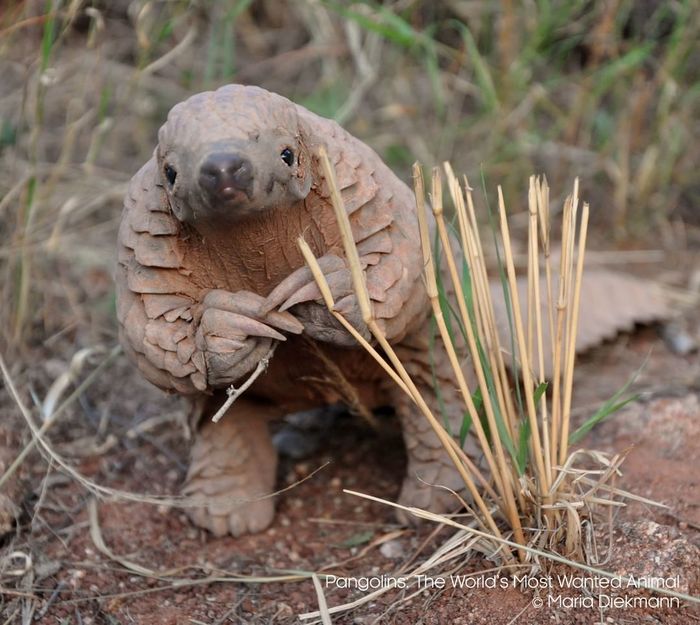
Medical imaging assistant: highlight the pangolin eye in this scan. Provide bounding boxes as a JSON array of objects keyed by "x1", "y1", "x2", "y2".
[
  {"x1": 164, "y1": 164, "x2": 177, "y2": 186},
  {"x1": 280, "y1": 147, "x2": 295, "y2": 167}
]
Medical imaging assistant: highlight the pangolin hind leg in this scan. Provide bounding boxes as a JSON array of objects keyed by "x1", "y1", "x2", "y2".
[
  {"x1": 184, "y1": 397, "x2": 280, "y2": 537},
  {"x1": 388, "y1": 329, "x2": 482, "y2": 519}
]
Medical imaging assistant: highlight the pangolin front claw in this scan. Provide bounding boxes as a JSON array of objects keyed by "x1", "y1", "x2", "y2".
[
  {"x1": 200, "y1": 309, "x2": 286, "y2": 341},
  {"x1": 203, "y1": 289, "x2": 304, "y2": 334},
  {"x1": 278, "y1": 268, "x2": 354, "y2": 312}
]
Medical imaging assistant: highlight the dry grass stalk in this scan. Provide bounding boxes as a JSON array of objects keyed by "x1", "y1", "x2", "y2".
[{"x1": 211, "y1": 345, "x2": 277, "y2": 423}]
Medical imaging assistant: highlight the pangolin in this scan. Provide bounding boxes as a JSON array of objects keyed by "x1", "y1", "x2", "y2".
[{"x1": 116, "y1": 84, "x2": 669, "y2": 537}]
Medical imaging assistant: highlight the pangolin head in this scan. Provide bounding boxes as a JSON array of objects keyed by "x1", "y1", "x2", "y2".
[{"x1": 156, "y1": 84, "x2": 313, "y2": 225}]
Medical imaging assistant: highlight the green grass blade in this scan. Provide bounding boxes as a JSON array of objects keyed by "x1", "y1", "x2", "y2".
[
  {"x1": 591, "y1": 44, "x2": 653, "y2": 99},
  {"x1": 516, "y1": 417, "x2": 531, "y2": 474},
  {"x1": 322, "y1": 1, "x2": 421, "y2": 49},
  {"x1": 428, "y1": 315, "x2": 452, "y2": 436},
  {"x1": 534, "y1": 381, "x2": 549, "y2": 404},
  {"x1": 569, "y1": 357, "x2": 648, "y2": 445},
  {"x1": 447, "y1": 20, "x2": 499, "y2": 112},
  {"x1": 516, "y1": 383, "x2": 547, "y2": 472},
  {"x1": 40, "y1": 0, "x2": 57, "y2": 72},
  {"x1": 459, "y1": 409, "x2": 473, "y2": 449}
]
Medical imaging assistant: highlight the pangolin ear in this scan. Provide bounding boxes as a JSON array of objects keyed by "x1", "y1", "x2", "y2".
[
  {"x1": 287, "y1": 141, "x2": 313, "y2": 201},
  {"x1": 168, "y1": 195, "x2": 194, "y2": 224},
  {"x1": 153, "y1": 150, "x2": 193, "y2": 224}
]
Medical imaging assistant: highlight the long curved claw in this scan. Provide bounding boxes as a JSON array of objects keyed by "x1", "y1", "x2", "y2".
[
  {"x1": 334, "y1": 293, "x2": 358, "y2": 316},
  {"x1": 201, "y1": 309, "x2": 286, "y2": 341},
  {"x1": 262, "y1": 310, "x2": 304, "y2": 334},
  {"x1": 279, "y1": 269, "x2": 354, "y2": 312},
  {"x1": 260, "y1": 255, "x2": 345, "y2": 315}
]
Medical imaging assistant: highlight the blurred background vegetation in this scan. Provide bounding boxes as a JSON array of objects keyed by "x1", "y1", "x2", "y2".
[{"x1": 0, "y1": 0, "x2": 698, "y2": 355}]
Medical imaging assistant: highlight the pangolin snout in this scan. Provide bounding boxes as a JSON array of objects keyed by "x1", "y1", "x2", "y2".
[{"x1": 198, "y1": 152, "x2": 254, "y2": 202}]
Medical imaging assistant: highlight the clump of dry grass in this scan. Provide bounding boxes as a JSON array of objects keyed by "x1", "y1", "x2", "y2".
[
  {"x1": 295, "y1": 153, "x2": 700, "y2": 622},
  {"x1": 302, "y1": 150, "x2": 596, "y2": 559},
  {"x1": 298, "y1": 150, "x2": 696, "y2": 623},
  {"x1": 301, "y1": 151, "x2": 668, "y2": 565}
]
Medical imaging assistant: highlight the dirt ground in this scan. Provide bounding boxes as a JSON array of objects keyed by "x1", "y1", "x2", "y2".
[
  {"x1": 0, "y1": 316, "x2": 698, "y2": 624},
  {"x1": 2, "y1": 2, "x2": 700, "y2": 624}
]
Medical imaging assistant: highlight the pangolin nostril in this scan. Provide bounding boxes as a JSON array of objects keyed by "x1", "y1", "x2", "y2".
[{"x1": 199, "y1": 152, "x2": 254, "y2": 199}]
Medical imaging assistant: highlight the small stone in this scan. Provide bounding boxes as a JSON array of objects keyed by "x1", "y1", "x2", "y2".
[
  {"x1": 660, "y1": 321, "x2": 698, "y2": 355},
  {"x1": 294, "y1": 462, "x2": 310, "y2": 478},
  {"x1": 379, "y1": 539, "x2": 404, "y2": 559}
]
